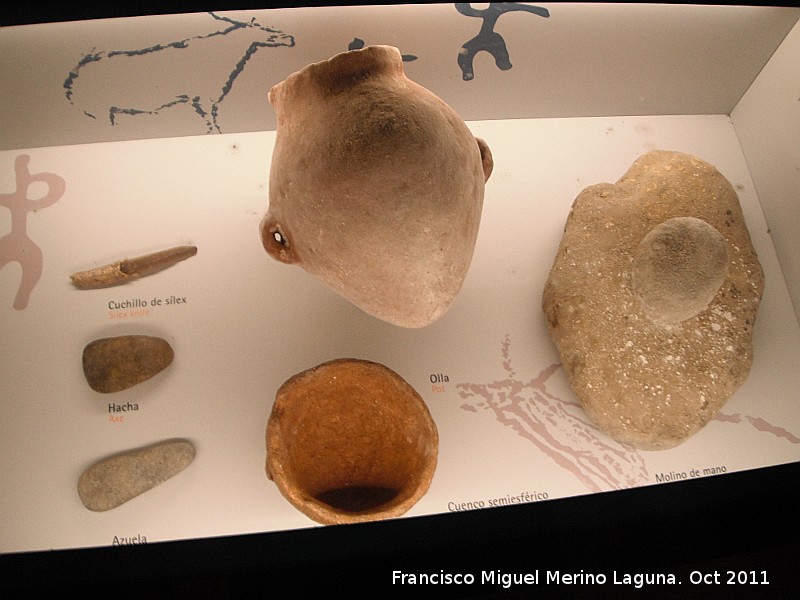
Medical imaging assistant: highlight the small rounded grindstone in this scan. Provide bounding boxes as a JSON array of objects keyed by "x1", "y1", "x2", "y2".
[
  {"x1": 78, "y1": 440, "x2": 195, "y2": 511},
  {"x1": 541, "y1": 150, "x2": 764, "y2": 450},
  {"x1": 266, "y1": 358, "x2": 438, "y2": 525},
  {"x1": 82, "y1": 335, "x2": 174, "y2": 393},
  {"x1": 633, "y1": 216, "x2": 729, "y2": 324}
]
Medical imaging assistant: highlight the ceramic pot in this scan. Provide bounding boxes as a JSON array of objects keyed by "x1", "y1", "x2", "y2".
[
  {"x1": 266, "y1": 358, "x2": 438, "y2": 525},
  {"x1": 260, "y1": 45, "x2": 493, "y2": 328}
]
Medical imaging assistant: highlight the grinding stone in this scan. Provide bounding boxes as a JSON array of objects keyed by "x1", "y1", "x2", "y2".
[{"x1": 541, "y1": 150, "x2": 764, "y2": 450}]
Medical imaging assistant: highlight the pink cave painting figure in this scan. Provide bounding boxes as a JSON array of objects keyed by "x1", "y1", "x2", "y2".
[
  {"x1": 457, "y1": 336, "x2": 650, "y2": 493},
  {"x1": 0, "y1": 154, "x2": 66, "y2": 310}
]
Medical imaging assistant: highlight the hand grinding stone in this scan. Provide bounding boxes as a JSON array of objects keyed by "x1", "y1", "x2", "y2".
[
  {"x1": 633, "y1": 216, "x2": 730, "y2": 324},
  {"x1": 542, "y1": 150, "x2": 764, "y2": 450},
  {"x1": 78, "y1": 440, "x2": 195, "y2": 511}
]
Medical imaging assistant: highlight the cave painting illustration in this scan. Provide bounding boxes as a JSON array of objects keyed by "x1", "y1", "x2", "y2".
[
  {"x1": 63, "y1": 12, "x2": 295, "y2": 133},
  {"x1": 457, "y1": 336, "x2": 800, "y2": 493},
  {"x1": 456, "y1": 3, "x2": 550, "y2": 81},
  {"x1": 457, "y1": 336, "x2": 649, "y2": 492},
  {"x1": 0, "y1": 155, "x2": 66, "y2": 310}
]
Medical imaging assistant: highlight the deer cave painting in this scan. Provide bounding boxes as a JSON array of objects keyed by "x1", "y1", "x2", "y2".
[
  {"x1": 456, "y1": 3, "x2": 550, "y2": 81},
  {"x1": 0, "y1": 155, "x2": 66, "y2": 310},
  {"x1": 457, "y1": 336, "x2": 649, "y2": 493},
  {"x1": 63, "y1": 12, "x2": 295, "y2": 133},
  {"x1": 457, "y1": 336, "x2": 800, "y2": 493}
]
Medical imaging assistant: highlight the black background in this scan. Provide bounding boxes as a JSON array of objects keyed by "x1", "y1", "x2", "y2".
[{"x1": 3, "y1": 461, "x2": 798, "y2": 598}]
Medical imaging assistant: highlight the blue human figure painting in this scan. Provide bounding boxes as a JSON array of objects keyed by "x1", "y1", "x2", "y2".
[{"x1": 456, "y1": 3, "x2": 550, "y2": 81}]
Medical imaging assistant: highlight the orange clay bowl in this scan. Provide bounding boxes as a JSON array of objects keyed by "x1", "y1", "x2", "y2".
[{"x1": 266, "y1": 358, "x2": 438, "y2": 525}]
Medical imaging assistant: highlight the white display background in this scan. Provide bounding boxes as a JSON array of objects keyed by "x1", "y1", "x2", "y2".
[{"x1": 2, "y1": 115, "x2": 800, "y2": 553}]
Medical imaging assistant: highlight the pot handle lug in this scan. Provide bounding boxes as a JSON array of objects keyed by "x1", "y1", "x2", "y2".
[{"x1": 476, "y1": 137, "x2": 493, "y2": 182}]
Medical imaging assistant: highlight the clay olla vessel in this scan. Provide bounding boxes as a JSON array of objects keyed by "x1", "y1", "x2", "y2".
[
  {"x1": 260, "y1": 45, "x2": 493, "y2": 328},
  {"x1": 266, "y1": 359, "x2": 438, "y2": 525}
]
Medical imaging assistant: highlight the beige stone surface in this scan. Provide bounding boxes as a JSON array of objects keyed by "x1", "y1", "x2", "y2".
[
  {"x1": 542, "y1": 150, "x2": 764, "y2": 450},
  {"x1": 78, "y1": 440, "x2": 195, "y2": 511}
]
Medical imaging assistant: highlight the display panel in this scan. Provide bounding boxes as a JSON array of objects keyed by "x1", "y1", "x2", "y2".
[
  {"x1": 1, "y1": 6, "x2": 799, "y2": 594},
  {"x1": 2, "y1": 115, "x2": 799, "y2": 553}
]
